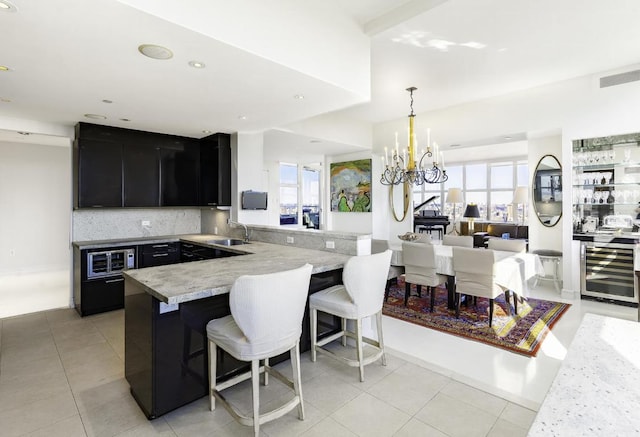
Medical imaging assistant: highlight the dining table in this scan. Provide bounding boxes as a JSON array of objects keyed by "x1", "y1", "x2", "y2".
[{"x1": 389, "y1": 242, "x2": 545, "y2": 309}]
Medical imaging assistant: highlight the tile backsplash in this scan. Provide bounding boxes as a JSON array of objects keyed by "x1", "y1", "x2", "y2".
[{"x1": 72, "y1": 208, "x2": 201, "y2": 241}]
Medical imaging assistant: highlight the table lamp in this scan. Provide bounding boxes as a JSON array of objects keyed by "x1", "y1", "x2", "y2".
[
  {"x1": 463, "y1": 203, "x2": 480, "y2": 234},
  {"x1": 446, "y1": 187, "x2": 463, "y2": 235},
  {"x1": 512, "y1": 186, "x2": 528, "y2": 225}
]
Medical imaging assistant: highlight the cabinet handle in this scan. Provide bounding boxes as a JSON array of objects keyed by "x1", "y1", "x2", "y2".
[
  {"x1": 152, "y1": 253, "x2": 169, "y2": 257},
  {"x1": 105, "y1": 278, "x2": 124, "y2": 284},
  {"x1": 207, "y1": 203, "x2": 217, "y2": 206},
  {"x1": 183, "y1": 244, "x2": 194, "y2": 248},
  {"x1": 152, "y1": 244, "x2": 169, "y2": 248}
]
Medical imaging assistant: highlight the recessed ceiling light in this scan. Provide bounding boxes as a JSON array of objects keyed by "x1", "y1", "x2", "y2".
[
  {"x1": 102, "y1": 99, "x2": 113, "y2": 104},
  {"x1": 0, "y1": 97, "x2": 11, "y2": 102},
  {"x1": 0, "y1": 65, "x2": 10, "y2": 72},
  {"x1": 449, "y1": 144, "x2": 461, "y2": 148},
  {"x1": 84, "y1": 114, "x2": 107, "y2": 120},
  {"x1": 188, "y1": 61, "x2": 206, "y2": 69},
  {"x1": 310, "y1": 139, "x2": 321, "y2": 143},
  {"x1": 238, "y1": 115, "x2": 247, "y2": 120},
  {"x1": 138, "y1": 44, "x2": 173, "y2": 60},
  {"x1": 17, "y1": 131, "x2": 30, "y2": 135},
  {"x1": 202, "y1": 130, "x2": 212, "y2": 134},
  {"x1": 504, "y1": 136, "x2": 512, "y2": 140},
  {"x1": 294, "y1": 94, "x2": 305, "y2": 100},
  {"x1": 120, "y1": 118, "x2": 131, "y2": 122},
  {"x1": 0, "y1": 1, "x2": 17, "y2": 12}
]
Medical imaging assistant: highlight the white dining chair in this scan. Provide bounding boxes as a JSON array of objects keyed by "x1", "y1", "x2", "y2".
[
  {"x1": 452, "y1": 247, "x2": 507, "y2": 327},
  {"x1": 206, "y1": 264, "x2": 313, "y2": 436},
  {"x1": 487, "y1": 238, "x2": 527, "y2": 313},
  {"x1": 401, "y1": 241, "x2": 447, "y2": 310},
  {"x1": 309, "y1": 250, "x2": 392, "y2": 382},
  {"x1": 442, "y1": 235, "x2": 474, "y2": 247},
  {"x1": 487, "y1": 239, "x2": 527, "y2": 253}
]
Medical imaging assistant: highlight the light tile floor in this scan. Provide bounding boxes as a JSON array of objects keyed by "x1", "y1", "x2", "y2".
[{"x1": 0, "y1": 280, "x2": 635, "y2": 436}]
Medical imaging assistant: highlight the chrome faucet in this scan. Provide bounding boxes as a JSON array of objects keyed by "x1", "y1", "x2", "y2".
[{"x1": 228, "y1": 219, "x2": 250, "y2": 242}]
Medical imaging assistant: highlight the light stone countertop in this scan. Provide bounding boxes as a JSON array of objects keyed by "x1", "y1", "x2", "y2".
[
  {"x1": 72, "y1": 234, "x2": 211, "y2": 249},
  {"x1": 123, "y1": 239, "x2": 350, "y2": 304},
  {"x1": 528, "y1": 313, "x2": 640, "y2": 436}
]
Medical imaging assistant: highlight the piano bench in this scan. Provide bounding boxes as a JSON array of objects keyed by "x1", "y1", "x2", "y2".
[{"x1": 418, "y1": 225, "x2": 444, "y2": 240}]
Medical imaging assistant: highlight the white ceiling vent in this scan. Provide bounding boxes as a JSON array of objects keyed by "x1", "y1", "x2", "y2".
[{"x1": 600, "y1": 70, "x2": 640, "y2": 88}]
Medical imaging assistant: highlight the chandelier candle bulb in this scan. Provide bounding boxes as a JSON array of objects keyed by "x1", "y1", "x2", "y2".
[
  {"x1": 427, "y1": 128, "x2": 431, "y2": 151},
  {"x1": 441, "y1": 152, "x2": 445, "y2": 169}
]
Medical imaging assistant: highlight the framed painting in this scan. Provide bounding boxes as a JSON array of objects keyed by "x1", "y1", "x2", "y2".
[{"x1": 330, "y1": 159, "x2": 371, "y2": 212}]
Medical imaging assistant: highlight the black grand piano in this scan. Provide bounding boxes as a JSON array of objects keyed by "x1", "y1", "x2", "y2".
[{"x1": 413, "y1": 195, "x2": 450, "y2": 235}]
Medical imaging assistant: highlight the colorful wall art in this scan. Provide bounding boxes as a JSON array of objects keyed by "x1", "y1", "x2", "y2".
[{"x1": 330, "y1": 159, "x2": 372, "y2": 212}]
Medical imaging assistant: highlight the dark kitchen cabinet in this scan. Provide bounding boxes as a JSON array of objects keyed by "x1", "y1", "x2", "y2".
[
  {"x1": 200, "y1": 133, "x2": 231, "y2": 207},
  {"x1": 123, "y1": 143, "x2": 160, "y2": 207},
  {"x1": 75, "y1": 138, "x2": 123, "y2": 208},
  {"x1": 75, "y1": 123, "x2": 231, "y2": 209},
  {"x1": 79, "y1": 277, "x2": 125, "y2": 316},
  {"x1": 138, "y1": 242, "x2": 180, "y2": 268},
  {"x1": 161, "y1": 139, "x2": 200, "y2": 206}
]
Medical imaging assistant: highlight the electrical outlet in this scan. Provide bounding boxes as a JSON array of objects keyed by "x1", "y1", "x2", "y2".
[
  {"x1": 9, "y1": 249, "x2": 15, "y2": 257},
  {"x1": 286, "y1": 236, "x2": 294, "y2": 244},
  {"x1": 141, "y1": 220, "x2": 151, "y2": 227},
  {"x1": 214, "y1": 226, "x2": 218, "y2": 234},
  {"x1": 325, "y1": 241, "x2": 335, "y2": 249}
]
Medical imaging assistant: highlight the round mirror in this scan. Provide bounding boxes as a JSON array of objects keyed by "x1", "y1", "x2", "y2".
[{"x1": 533, "y1": 154, "x2": 562, "y2": 227}]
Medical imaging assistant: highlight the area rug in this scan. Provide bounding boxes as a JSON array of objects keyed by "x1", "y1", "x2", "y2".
[{"x1": 383, "y1": 280, "x2": 571, "y2": 357}]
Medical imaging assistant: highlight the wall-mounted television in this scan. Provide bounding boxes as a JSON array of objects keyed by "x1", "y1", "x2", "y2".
[{"x1": 241, "y1": 190, "x2": 268, "y2": 210}]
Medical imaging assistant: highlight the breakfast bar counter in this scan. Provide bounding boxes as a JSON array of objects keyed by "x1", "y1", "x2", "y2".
[{"x1": 123, "y1": 239, "x2": 352, "y2": 419}]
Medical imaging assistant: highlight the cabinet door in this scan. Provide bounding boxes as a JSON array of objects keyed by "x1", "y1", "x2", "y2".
[
  {"x1": 123, "y1": 143, "x2": 160, "y2": 207},
  {"x1": 161, "y1": 139, "x2": 200, "y2": 206},
  {"x1": 200, "y1": 134, "x2": 231, "y2": 206},
  {"x1": 80, "y1": 277, "x2": 125, "y2": 316},
  {"x1": 77, "y1": 139, "x2": 123, "y2": 208}
]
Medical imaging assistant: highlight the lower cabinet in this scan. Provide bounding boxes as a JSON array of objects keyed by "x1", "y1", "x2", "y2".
[{"x1": 78, "y1": 277, "x2": 125, "y2": 316}]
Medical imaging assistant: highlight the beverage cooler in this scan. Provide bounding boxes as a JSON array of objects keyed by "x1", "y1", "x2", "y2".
[{"x1": 580, "y1": 241, "x2": 639, "y2": 305}]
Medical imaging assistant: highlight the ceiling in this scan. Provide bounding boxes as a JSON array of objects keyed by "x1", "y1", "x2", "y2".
[{"x1": 1, "y1": 0, "x2": 640, "y2": 154}]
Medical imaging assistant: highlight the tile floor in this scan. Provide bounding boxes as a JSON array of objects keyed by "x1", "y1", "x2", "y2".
[{"x1": 0, "y1": 277, "x2": 635, "y2": 436}]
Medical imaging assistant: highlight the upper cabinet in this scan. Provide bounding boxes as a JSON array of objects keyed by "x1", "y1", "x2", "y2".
[
  {"x1": 74, "y1": 123, "x2": 231, "y2": 209},
  {"x1": 200, "y1": 133, "x2": 231, "y2": 207}
]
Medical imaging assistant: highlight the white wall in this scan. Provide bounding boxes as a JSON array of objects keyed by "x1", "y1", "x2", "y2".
[
  {"x1": 234, "y1": 132, "x2": 271, "y2": 226},
  {"x1": 0, "y1": 141, "x2": 71, "y2": 274}
]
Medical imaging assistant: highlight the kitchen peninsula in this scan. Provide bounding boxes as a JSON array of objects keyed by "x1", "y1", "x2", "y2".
[{"x1": 123, "y1": 236, "x2": 354, "y2": 419}]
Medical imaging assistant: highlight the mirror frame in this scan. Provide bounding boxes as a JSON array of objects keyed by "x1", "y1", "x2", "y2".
[{"x1": 533, "y1": 154, "x2": 562, "y2": 227}]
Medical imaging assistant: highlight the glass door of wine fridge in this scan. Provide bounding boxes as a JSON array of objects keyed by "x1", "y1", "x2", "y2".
[{"x1": 580, "y1": 242, "x2": 638, "y2": 304}]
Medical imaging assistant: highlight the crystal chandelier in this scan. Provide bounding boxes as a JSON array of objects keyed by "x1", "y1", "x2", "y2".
[{"x1": 380, "y1": 87, "x2": 448, "y2": 186}]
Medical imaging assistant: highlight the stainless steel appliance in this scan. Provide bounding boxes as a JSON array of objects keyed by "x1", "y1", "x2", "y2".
[
  {"x1": 87, "y1": 248, "x2": 136, "y2": 279},
  {"x1": 75, "y1": 247, "x2": 136, "y2": 316},
  {"x1": 580, "y1": 241, "x2": 638, "y2": 305}
]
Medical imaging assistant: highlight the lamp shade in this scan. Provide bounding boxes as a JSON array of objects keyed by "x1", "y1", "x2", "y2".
[
  {"x1": 513, "y1": 186, "x2": 528, "y2": 204},
  {"x1": 446, "y1": 187, "x2": 463, "y2": 204},
  {"x1": 463, "y1": 203, "x2": 480, "y2": 218}
]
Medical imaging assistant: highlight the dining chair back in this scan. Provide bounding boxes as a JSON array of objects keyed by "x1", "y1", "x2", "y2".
[
  {"x1": 401, "y1": 241, "x2": 446, "y2": 309},
  {"x1": 452, "y1": 247, "x2": 505, "y2": 326},
  {"x1": 487, "y1": 239, "x2": 527, "y2": 253},
  {"x1": 443, "y1": 235, "x2": 473, "y2": 247}
]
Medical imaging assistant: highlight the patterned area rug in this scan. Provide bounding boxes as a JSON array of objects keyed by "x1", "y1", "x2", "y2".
[{"x1": 383, "y1": 280, "x2": 571, "y2": 357}]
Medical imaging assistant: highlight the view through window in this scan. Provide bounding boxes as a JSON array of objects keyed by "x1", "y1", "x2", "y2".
[
  {"x1": 413, "y1": 158, "x2": 528, "y2": 222},
  {"x1": 279, "y1": 163, "x2": 321, "y2": 228}
]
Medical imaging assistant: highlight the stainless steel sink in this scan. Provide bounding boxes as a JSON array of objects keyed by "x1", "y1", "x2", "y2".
[{"x1": 208, "y1": 238, "x2": 247, "y2": 246}]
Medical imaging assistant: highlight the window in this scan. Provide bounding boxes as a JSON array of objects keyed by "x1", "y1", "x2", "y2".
[
  {"x1": 279, "y1": 163, "x2": 322, "y2": 228},
  {"x1": 279, "y1": 163, "x2": 298, "y2": 225},
  {"x1": 412, "y1": 157, "x2": 528, "y2": 222}
]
